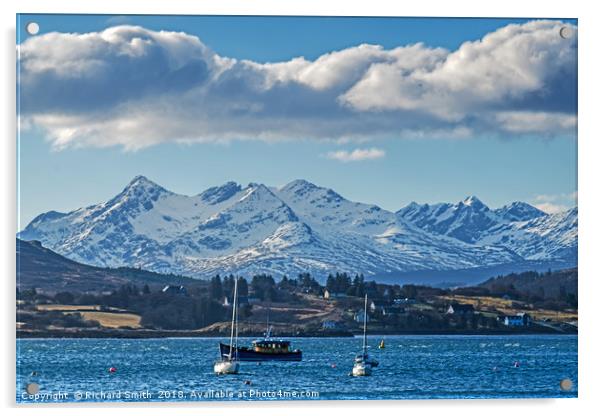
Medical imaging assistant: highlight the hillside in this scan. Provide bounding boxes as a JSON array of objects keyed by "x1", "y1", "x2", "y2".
[
  {"x1": 16, "y1": 238, "x2": 200, "y2": 292},
  {"x1": 479, "y1": 268, "x2": 577, "y2": 300},
  {"x1": 17, "y1": 271, "x2": 577, "y2": 338}
]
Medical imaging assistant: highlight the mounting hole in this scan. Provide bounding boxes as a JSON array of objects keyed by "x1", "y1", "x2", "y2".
[
  {"x1": 559, "y1": 26, "x2": 573, "y2": 40},
  {"x1": 26, "y1": 22, "x2": 40, "y2": 36},
  {"x1": 560, "y1": 378, "x2": 573, "y2": 391},
  {"x1": 25, "y1": 382, "x2": 40, "y2": 395}
]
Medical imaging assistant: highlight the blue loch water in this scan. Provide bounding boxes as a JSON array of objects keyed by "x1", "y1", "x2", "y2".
[{"x1": 17, "y1": 335, "x2": 577, "y2": 402}]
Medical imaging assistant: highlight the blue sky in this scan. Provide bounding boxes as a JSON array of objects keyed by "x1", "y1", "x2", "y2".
[
  {"x1": 17, "y1": 15, "x2": 551, "y2": 55},
  {"x1": 17, "y1": 15, "x2": 578, "y2": 227}
]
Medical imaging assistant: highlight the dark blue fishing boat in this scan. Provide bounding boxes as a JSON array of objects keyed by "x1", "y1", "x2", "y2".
[
  {"x1": 219, "y1": 324, "x2": 302, "y2": 362},
  {"x1": 219, "y1": 338, "x2": 302, "y2": 362}
]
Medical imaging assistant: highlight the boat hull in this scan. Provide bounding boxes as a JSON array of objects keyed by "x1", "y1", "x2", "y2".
[
  {"x1": 214, "y1": 360, "x2": 239, "y2": 374},
  {"x1": 219, "y1": 343, "x2": 302, "y2": 362},
  {"x1": 352, "y1": 363, "x2": 372, "y2": 376}
]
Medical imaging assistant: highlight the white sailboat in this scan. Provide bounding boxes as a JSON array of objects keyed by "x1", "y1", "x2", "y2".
[
  {"x1": 352, "y1": 294, "x2": 375, "y2": 376},
  {"x1": 214, "y1": 278, "x2": 240, "y2": 375}
]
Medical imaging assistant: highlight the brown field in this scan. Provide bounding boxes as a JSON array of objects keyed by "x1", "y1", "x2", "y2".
[
  {"x1": 35, "y1": 304, "x2": 142, "y2": 328},
  {"x1": 75, "y1": 311, "x2": 142, "y2": 328},
  {"x1": 438, "y1": 295, "x2": 578, "y2": 322},
  {"x1": 36, "y1": 304, "x2": 128, "y2": 312},
  {"x1": 411, "y1": 303, "x2": 436, "y2": 311},
  {"x1": 37, "y1": 304, "x2": 102, "y2": 311},
  {"x1": 439, "y1": 295, "x2": 519, "y2": 310},
  {"x1": 525, "y1": 309, "x2": 578, "y2": 322},
  {"x1": 247, "y1": 294, "x2": 343, "y2": 324}
]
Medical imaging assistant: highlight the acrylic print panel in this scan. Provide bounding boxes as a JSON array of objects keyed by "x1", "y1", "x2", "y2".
[{"x1": 16, "y1": 14, "x2": 578, "y2": 403}]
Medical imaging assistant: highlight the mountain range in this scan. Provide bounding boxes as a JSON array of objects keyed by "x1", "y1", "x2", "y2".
[{"x1": 18, "y1": 176, "x2": 577, "y2": 285}]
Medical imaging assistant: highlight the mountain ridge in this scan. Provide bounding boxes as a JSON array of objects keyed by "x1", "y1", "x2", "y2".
[{"x1": 18, "y1": 176, "x2": 577, "y2": 282}]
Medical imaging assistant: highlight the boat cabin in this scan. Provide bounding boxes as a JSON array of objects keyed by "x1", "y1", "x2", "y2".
[{"x1": 252, "y1": 340, "x2": 291, "y2": 354}]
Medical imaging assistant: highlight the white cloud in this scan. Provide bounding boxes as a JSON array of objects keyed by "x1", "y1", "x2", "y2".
[
  {"x1": 534, "y1": 191, "x2": 577, "y2": 203},
  {"x1": 534, "y1": 202, "x2": 570, "y2": 214},
  {"x1": 532, "y1": 191, "x2": 577, "y2": 213},
  {"x1": 495, "y1": 111, "x2": 577, "y2": 134},
  {"x1": 326, "y1": 147, "x2": 386, "y2": 162},
  {"x1": 340, "y1": 21, "x2": 576, "y2": 119},
  {"x1": 18, "y1": 21, "x2": 577, "y2": 150}
]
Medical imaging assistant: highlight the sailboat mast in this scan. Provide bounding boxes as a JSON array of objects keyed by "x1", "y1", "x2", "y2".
[
  {"x1": 363, "y1": 294, "x2": 368, "y2": 355},
  {"x1": 234, "y1": 279, "x2": 239, "y2": 351},
  {"x1": 265, "y1": 303, "x2": 271, "y2": 339},
  {"x1": 228, "y1": 278, "x2": 238, "y2": 359}
]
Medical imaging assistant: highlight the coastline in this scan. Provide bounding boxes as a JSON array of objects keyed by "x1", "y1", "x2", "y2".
[{"x1": 16, "y1": 326, "x2": 576, "y2": 339}]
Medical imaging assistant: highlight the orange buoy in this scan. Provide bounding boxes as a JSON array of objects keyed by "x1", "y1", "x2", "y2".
[{"x1": 108, "y1": 367, "x2": 117, "y2": 373}]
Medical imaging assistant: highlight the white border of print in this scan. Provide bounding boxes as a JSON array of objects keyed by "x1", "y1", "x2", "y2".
[{"x1": 2, "y1": 1, "x2": 600, "y2": 416}]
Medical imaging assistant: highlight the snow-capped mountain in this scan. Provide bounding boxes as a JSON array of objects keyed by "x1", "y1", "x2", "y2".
[
  {"x1": 493, "y1": 202, "x2": 547, "y2": 222},
  {"x1": 396, "y1": 196, "x2": 504, "y2": 244},
  {"x1": 397, "y1": 197, "x2": 576, "y2": 264},
  {"x1": 18, "y1": 176, "x2": 577, "y2": 281},
  {"x1": 478, "y1": 207, "x2": 577, "y2": 261}
]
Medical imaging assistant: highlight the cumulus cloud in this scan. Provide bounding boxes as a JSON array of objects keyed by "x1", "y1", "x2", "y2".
[
  {"x1": 533, "y1": 192, "x2": 577, "y2": 213},
  {"x1": 326, "y1": 147, "x2": 386, "y2": 162},
  {"x1": 534, "y1": 202, "x2": 570, "y2": 214},
  {"x1": 17, "y1": 21, "x2": 577, "y2": 150},
  {"x1": 495, "y1": 111, "x2": 577, "y2": 134}
]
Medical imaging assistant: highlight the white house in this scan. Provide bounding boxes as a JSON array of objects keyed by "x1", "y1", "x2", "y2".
[
  {"x1": 354, "y1": 310, "x2": 370, "y2": 323},
  {"x1": 382, "y1": 306, "x2": 404, "y2": 316},
  {"x1": 446, "y1": 303, "x2": 475, "y2": 315},
  {"x1": 223, "y1": 296, "x2": 249, "y2": 307},
  {"x1": 162, "y1": 285, "x2": 187, "y2": 296},
  {"x1": 324, "y1": 290, "x2": 347, "y2": 300},
  {"x1": 370, "y1": 300, "x2": 388, "y2": 314},
  {"x1": 503, "y1": 313, "x2": 531, "y2": 327},
  {"x1": 322, "y1": 320, "x2": 339, "y2": 329}
]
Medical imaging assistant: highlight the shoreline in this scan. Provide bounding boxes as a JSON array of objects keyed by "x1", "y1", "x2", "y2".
[{"x1": 16, "y1": 327, "x2": 576, "y2": 339}]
